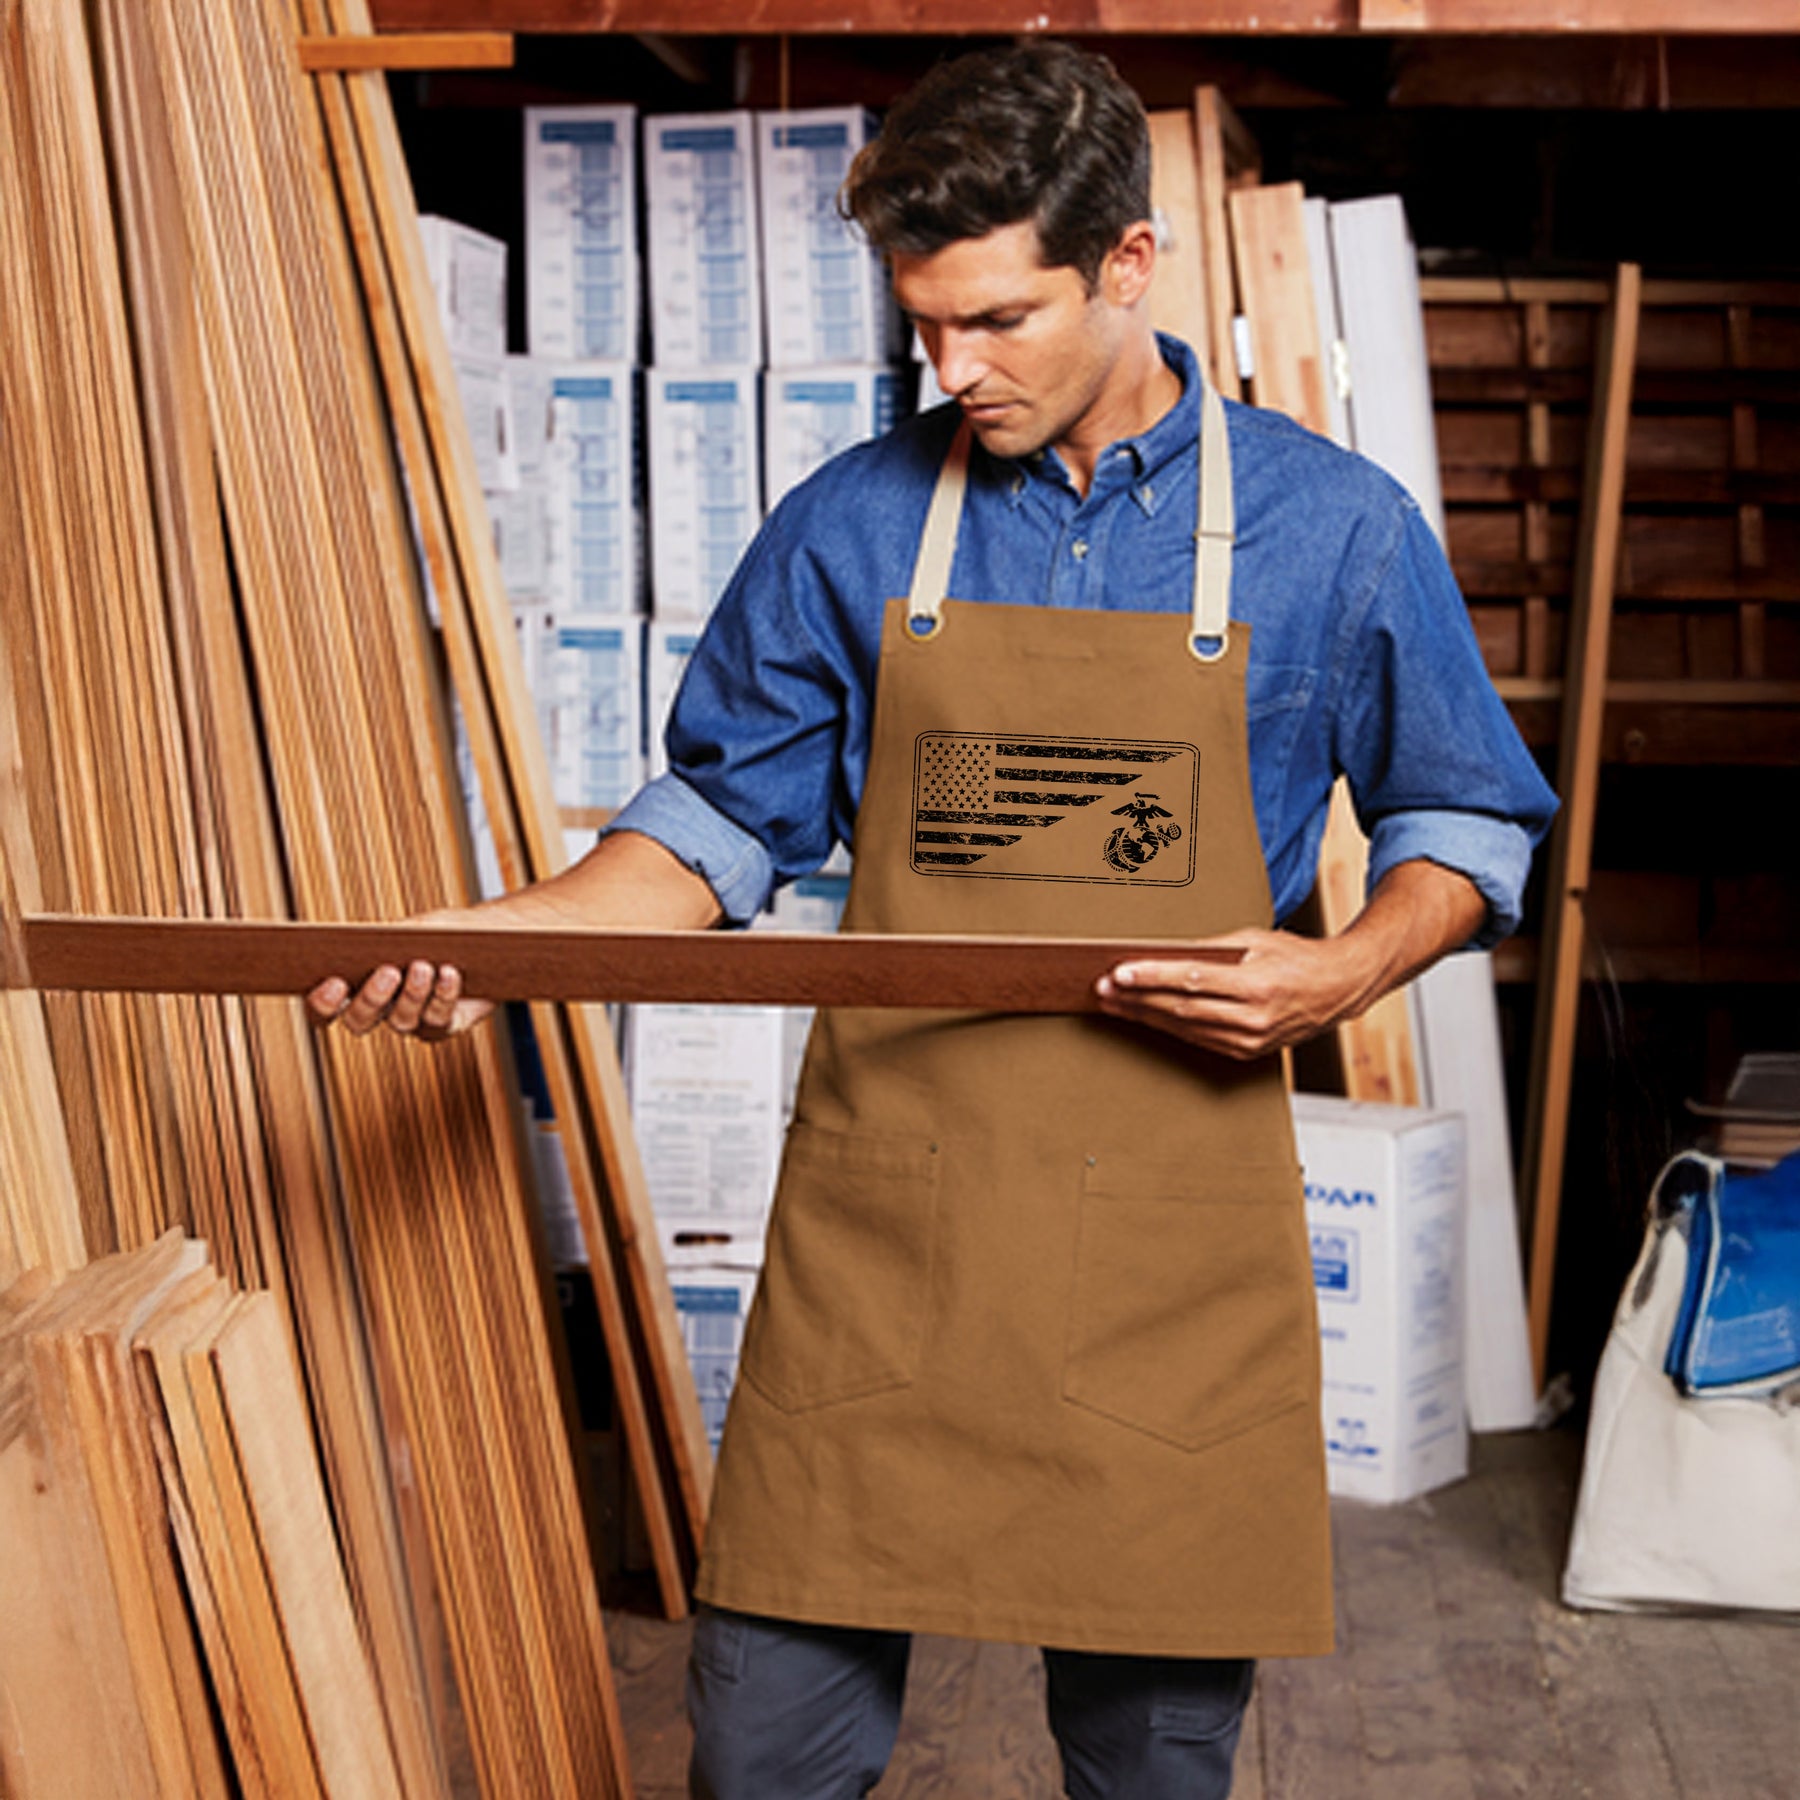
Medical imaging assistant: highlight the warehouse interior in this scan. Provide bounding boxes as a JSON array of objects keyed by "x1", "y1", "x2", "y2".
[{"x1": 2, "y1": 4, "x2": 1798, "y2": 1797}]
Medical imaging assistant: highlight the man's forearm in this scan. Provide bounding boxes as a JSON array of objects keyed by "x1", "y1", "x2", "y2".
[
  {"x1": 1325, "y1": 857, "x2": 1490, "y2": 1022},
  {"x1": 469, "y1": 828, "x2": 724, "y2": 934}
]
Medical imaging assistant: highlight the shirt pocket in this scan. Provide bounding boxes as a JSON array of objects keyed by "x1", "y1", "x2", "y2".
[
  {"x1": 1061, "y1": 1158, "x2": 1313, "y2": 1453},
  {"x1": 739, "y1": 1123, "x2": 942, "y2": 1414}
]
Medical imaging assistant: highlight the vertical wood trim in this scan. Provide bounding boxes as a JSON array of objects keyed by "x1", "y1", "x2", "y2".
[
  {"x1": 1522, "y1": 262, "x2": 1642, "y2": 1390},
  {"x1": 1192, "y1": 86, "x2": 1246, "y2": 400},
  {"x1": 1146, "y1": 110, "x2": 1210, "y2": 366}
]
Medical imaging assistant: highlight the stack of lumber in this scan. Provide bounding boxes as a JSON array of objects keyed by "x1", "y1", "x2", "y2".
[
  {"x1": 0, "y1": 0, "x2": 712, "y2": 1791},
  {"x1": 0, "y1": 1234, "x2": 401, "y2": 1797},
  {"x1": 1146, "y1": 94, "x2": 1544, "y2": 1428}
]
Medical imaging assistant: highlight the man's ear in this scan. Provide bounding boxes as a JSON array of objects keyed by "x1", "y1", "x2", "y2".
[{"x1": 1103, "y1": 219, "x2": 1160, "y2": 308}]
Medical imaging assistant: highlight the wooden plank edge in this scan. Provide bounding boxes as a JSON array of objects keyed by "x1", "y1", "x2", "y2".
[
  {"x1": 16, "y1": 916, "x2": 1244, "y2": 1012},
  {"x1": 296, "y1": 32, "x2": 512, "y2": 71}
]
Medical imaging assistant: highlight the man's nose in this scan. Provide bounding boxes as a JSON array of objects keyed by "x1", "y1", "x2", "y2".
[{"x1": 932, "y1": 329, "x2": 987, "y2": 398}]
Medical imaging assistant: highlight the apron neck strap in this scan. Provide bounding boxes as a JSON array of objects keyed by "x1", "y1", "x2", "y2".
[{"x1": 904, "y1": 374, "x2": 1235, "y2": 655}]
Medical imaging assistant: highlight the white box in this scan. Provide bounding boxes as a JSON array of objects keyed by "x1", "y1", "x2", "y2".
[
  {"x1": 756, "y1": 109, "x2": 897, "y2": 368},
  {"x1": 539, "y1": 612, "x2": 643, "y2": 813},
  {"x1": 450, "y1": 352, "x2": 517, "y2": 494},
  {"x1": 645, "y1": 112, "x2": 761, "y2": 367},
  {"x1": 761, "y1": 365, "x2": 902, "y2": 510},
  {"x1": 645, "y1": 619, "x2": 704, "y2": 779},
  {"x1": 645, "y1": 367, "x2": 760, "y2": 620},
  {"x1": 1292, "y1": 1094, "x2": 1468, "y2": 1504},
  {"x1": 524, "y1": 105, "x2": 639, "y2": 363},
  {"x1": 665, "y1": 1259, "x2": 762, "y2": 1453},
  {"x1": 624, "y1": 1002, "x2": 786, "y2": 1224},
  {"x1": 419, "y1": 213, "x2": 509, "y2": 361},
  {"x1": 541, "y1": 363, "x2": 641, "y2": 615}
]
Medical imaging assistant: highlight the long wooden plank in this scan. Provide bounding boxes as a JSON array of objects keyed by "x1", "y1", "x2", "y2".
[
  {"x1": 18, "y1": 915, "x2": 1244, "y2": 1012},
  {"x1": 1192, "y1": 86, "x2": 1253, "y2": 400},
  {"x1": 1146, "y1": 110, "x2": 1210, "y2": 361},
  {"x1": 295, "y1": 30, "x2": 511, "y2": 68},
  {"x1": 1521, "y1": 263, "x2": 1643, "y2": 1389}
]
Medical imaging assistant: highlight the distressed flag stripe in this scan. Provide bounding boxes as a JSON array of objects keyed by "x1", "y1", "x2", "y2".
[
  {"x1": 993, "y1": 766, "x2": 1139, "y2": 785},
  {"x1": 992, "y1": 743, "x2": 1180, "y2": 763}
]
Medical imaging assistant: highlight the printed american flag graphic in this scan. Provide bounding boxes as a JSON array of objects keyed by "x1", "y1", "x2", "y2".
[{"x1": 911, "y1": 733, "x2": 1198, "y2": 885}]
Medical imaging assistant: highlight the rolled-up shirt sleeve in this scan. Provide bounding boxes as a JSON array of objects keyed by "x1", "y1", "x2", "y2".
[
  {"x1": 605, "y1": 771, "x2": 774, "y2": 926},
  {"x1": 1332, "y1": 498, "x2": 1558, "y2": 948}
]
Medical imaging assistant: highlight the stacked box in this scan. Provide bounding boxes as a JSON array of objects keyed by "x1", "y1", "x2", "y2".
[
  {"x1": 419, "y1": 214, "x2": 508, "y2": 360},
  {"x1": 625, "y1": 1003, "x2": 787, "y2": 1230},
  {"x1": 539, "y1": 613, "x2": 644, "y2": 819},
  {"x1": 756, "y1": 109, "x2": 896, "y2": 368},
  {"x1": 662, "y1": 1236, "x2": 763, "y2": 1454},
  {"x1": 762, "y1": 366, "x2": 902, "y2": 510},
  {"x1": 762, "y1": 870, "x2": 851, "y2": 1118},
  {"x1": 645, "y1": 368, "x2": 760, "y2": 620},
  {"x1": 1292, "y1": 1094, "x2": 1469, "y2": 1505},
  {"x1": 645, "y1": 112, "x2": 761, "y2": 368},
  {"x1": 449, "y1": 353, "x2": 517, "y2": 495},
  {"x1": 644, "y1": 619, "x2": 703, "y2": 780},
  {"x1": 524, "y1": 105, "x2": 640, "y2": 363}
]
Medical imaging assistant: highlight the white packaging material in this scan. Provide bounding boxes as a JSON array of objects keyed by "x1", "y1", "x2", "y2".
[
  {"x1": 419, "y1": 213, "x2": 508, "y2": 360},
  {"x1": 539, "y1": 613, "x2": 644, "y2": 814},
  {"x1": 761, "y1": 365, "x2": 901, "y2": 510},
  {"x1": 542, "y1": 363, "x2": 640, "y2": 614},
  {"x1": 756, "y1": 109, "x2": 896, "y2": 368},
  {"x1": 1293, "y1": 1094, "x2": 1468, "y2": 1504},
  {"x1": 624, "y1": 1002, "x2": 786, "y2": 1224},
  {"x1": 491, "y1": 483, "x2": 553, "y2": 599},
  {"x1": 645, "y1": 112, "x2": 761, "y2": 367},
  {"x1": 645, "y1": 368, "x2": 760, "y2": 619},
  {"x1": 665, "y1": 1259, "x2": 762, "y2": 1453},
  {"x1": 524, "y1": 105, "x2": 639, "y2": 362},
  {"x1": 451, "y1": 352, "x2": 517, "y2": 494},
  {"x1": 645, "y1": 619, "x2": 703, "y2": 779}
]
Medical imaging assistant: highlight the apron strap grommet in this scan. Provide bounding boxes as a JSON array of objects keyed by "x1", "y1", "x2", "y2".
[
  {"x1": 1188, "y1": 630, "x2": 1231, "y2": 664},
  {"x1": 906, "y1": 613, "x2": 944, "y2": 641}
]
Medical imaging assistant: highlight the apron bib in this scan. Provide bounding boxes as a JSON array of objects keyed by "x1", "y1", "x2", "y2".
[{"x1": 699, "y1": 381, "x2": 1334, "y2": 1658}]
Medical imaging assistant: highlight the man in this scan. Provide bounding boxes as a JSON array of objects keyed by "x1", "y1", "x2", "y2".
[{"x1": 312, "y1": 41, "x2": 1555, "y2": 1799}]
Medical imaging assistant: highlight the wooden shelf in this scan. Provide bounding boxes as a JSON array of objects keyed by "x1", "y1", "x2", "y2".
[{"x1": 369, "y1": 0, "x2": 1800, "y2": 38}]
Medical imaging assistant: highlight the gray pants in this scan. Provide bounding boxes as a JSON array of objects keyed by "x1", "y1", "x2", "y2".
[{"x1": 687, "y1": 1606, "x2": 1254, "y2": 1799}]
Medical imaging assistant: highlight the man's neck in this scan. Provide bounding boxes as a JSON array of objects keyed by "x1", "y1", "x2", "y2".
[{"x1": 1056, "y1": 333, "x2": 1184, "y2": 498}]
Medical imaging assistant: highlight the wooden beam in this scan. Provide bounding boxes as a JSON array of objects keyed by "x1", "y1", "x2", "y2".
[
  {"x1": 1521, "y1": 262, "x2": 1641, "y2": 1393},
  {"x1": 365, "y1": 0, "x2": 1800, "y2": 35},
  {"x1": 16, "y1": 915, "x2": 1244, "y2": 1014},
  {"x1": 295, "y1": 31, "x2": 512, "y2": 70}
]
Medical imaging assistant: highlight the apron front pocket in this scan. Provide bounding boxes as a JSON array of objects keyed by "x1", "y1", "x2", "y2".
[
  {"x1": 1062, "y1": 1159, "x2": 1312, "y2": 1452},
  {"x1": 740, "y1": 1124, "x2": 942, "y2": 1413}
]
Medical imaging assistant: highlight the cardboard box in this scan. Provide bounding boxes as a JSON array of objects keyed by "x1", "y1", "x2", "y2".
[
  {"x1": 1292, "y1": 1093, "x2": 1468, "y2": 1504},
  {"x1": 645, "y1": 112, "x2": 761, "y2": 368},
  {"x1": 524, "y1": 105, "x2": 639, "y2": 363},
  {"x1": 624, "y1": 1002, "x2": 786, "y2": 1224},
  {"x1": 761, "y1": 872, "x2": 851, "y2": 1117},
  {"x1": 645, "y1": 368, "x2": 760, "y2": 620},
  {"x1": 538, "y1": 613, "x2": 644, "y2": 813},
  {"x1": 665, "y1": 1257, "x2": 762, "y2": 1455},
  {"x1": 761, "y1": 366, "x2": 902, "y2": 510},
  {"x1": 419, "y1": 214, "x2": 508, "y2": 361},
  {"x1": 644, "y1": 620, "x2": 703, "y2": 780},
  {"x1": 540, "y1": 363, "x2": 640, "y2": 614},
  {"x1": 449, "y1": 352, "x2": 517, "y2": 495},
  {"x1": 756, "y1": 109, "x2": 897, "y2": 368}
]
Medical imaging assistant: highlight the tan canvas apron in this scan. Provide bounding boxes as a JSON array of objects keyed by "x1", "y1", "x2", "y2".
[{"x1": 699, "y1": 379, "x2": 1334, "y2": 1659}]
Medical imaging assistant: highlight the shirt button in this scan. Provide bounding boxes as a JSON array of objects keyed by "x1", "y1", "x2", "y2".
[
  {"x1": 1141, "y1": 484, "x2": 1155, "y2": 505},
  {"x1": 1071, "y1": 540, "x2": 1089, "y2": 560}
]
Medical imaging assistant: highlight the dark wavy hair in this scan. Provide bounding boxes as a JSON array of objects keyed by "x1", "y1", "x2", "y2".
[{"x1": 840, "y1": 41, "x2": 1151, "y2": 289}]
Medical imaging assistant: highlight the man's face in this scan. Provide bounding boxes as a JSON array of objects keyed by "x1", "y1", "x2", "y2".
[{"x1": 891, "y1": 220, "x2": 1138, "y2": 466}]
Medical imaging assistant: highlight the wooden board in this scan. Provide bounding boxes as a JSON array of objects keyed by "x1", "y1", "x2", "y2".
[
  {"x1": 1521, "y1": 263, "x2": 1644, "y2": 1389},
  {"x1": 1192, "y1": 86, "x2": 1255, "y2": 400},
  {"x1": 1146, "y1": 110, "x2": 1210, "y2": 361},
  {"x1": 1229, "y1": 181, "x2": 1331, "y2": 435},
  {"x1": 17, "y1": 915, "x2": 1244, "y2": 1013}
]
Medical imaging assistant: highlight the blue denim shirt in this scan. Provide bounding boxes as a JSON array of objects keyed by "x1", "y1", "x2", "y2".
[{"x1": 610, "y1": 335, "x2": 1556, "y2": 945}]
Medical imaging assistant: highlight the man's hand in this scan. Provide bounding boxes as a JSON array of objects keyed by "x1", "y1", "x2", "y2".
[
  {"x1": 304, "y1": 830, "x2": 722, "y2": 1045},
  {"x1": 1094, "y1": 858, "x2": 1489, "y2": 1060},
  {"x1": 308, "y1": 953, "x2": 489, "y2": 1042}
]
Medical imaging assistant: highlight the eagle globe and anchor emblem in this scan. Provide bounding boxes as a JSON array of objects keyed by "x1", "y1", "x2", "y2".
[{"x1": 1102, "y1": 792, "x2": 1182, "y2": 874}]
